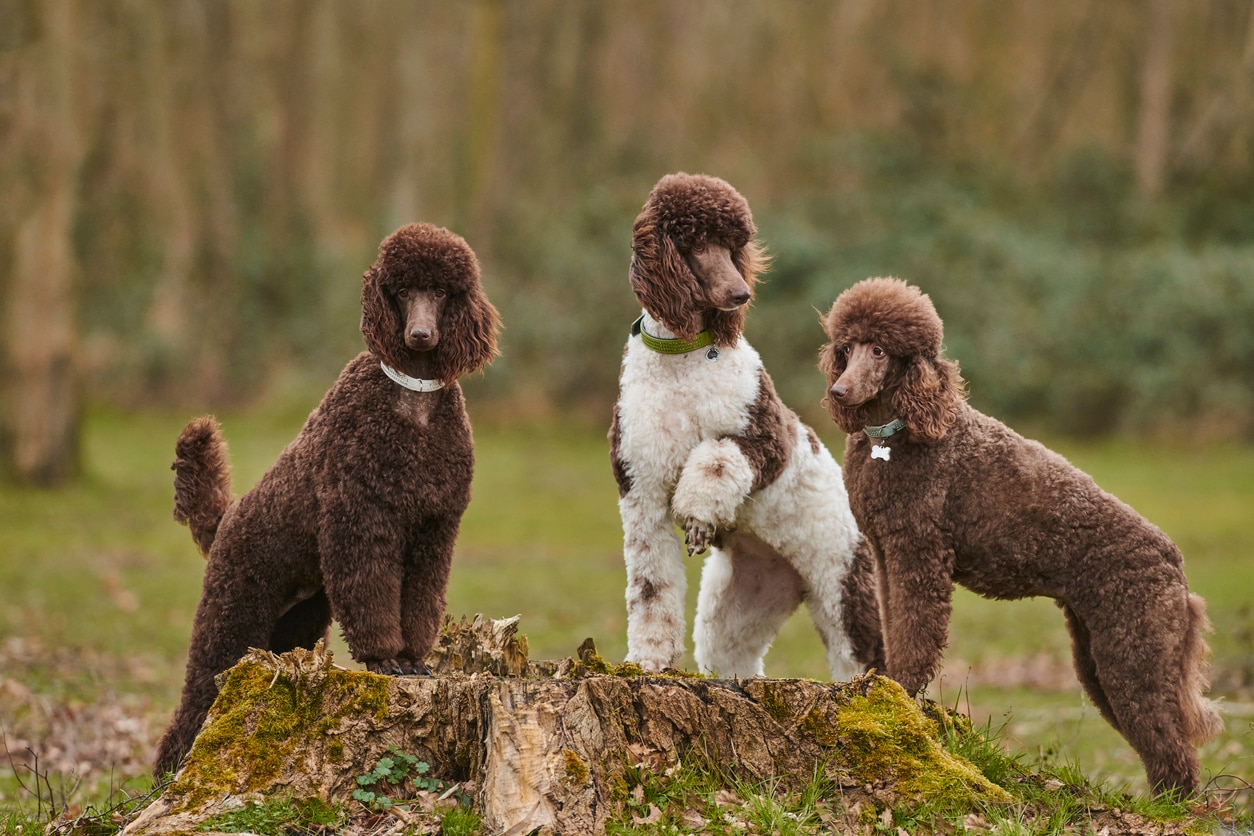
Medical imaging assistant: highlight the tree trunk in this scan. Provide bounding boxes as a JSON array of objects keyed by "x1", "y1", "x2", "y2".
[
  {"x1": 1135, "y1": 0, "x2": 1175, "y2": 200},
  {"x1": 1, "y1": 0, "x2": 85, "y2": 486},
  {"x1": 123, "y1": 615, "x2": 1008, "y2": 836}
]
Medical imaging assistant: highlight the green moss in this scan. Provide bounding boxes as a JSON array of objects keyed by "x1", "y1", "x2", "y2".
[
  {"x1": 758, "y1": 682, "x2": 792, "y2": 724},
  {"x1": 577, "y1": 642, "x2": 645, "y2": 677},
  {"x1": 798, "y1": 708, "x2": 840, "y2": 747},
  {"x1": 834, "y1": 677, "x2": 1011, "y2": 811},
  {"x1": 563, "y1": 749, "x2": 590, "y2": 784},
  {"x1": 168, "y1": 660, "x2": 393, "y2": 814}
]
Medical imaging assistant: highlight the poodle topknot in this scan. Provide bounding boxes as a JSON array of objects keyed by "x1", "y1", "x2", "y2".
[{"x1": 822, "y1": 277, "x2": 946, "y2": 359}]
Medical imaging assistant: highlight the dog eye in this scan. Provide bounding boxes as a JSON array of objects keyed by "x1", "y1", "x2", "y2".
[
  {"x1": 434, "y1": 288, "x2": 447, "y2": 298},
  {"x1": 872, "y1": 345, "x2": 885, "y2": 357},
  {"x1": 839, "y1": 345, "x2": 850, "y2": 356},
  {"x1": 397, "y1": 288, "x2": 411, "y2": 299}
]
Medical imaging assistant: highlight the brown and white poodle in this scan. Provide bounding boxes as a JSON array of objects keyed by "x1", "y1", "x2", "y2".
[
  {"x1": 154, "y1": 223, "x2": 500, "y2": 776},
  {"x1": 819, "y1": 276, "x2": 1222, "y2": 795},
  {"x1": 609, "y1": 172, "x2": 883, "y2": 679}
]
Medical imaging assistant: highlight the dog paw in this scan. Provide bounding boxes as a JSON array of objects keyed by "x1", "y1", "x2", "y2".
[
  {"x1": 365, "y1": 658, "x2": 432, "y2": 676},
  {"x1": 684, "y1": 518, "x2": 715, "y2": 556},
  {"x1": 635, "y1": 657, "x2": 668, "y2": 674}
]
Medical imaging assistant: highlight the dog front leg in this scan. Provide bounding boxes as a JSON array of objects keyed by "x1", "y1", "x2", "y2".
[
  {"x1": 318, "y1": 513, "x2": 406, "y2": 672},
  {"x1": 621, "y1": 489, "x2": 688, "y2": 672},
  {"x1": 671, "y1": 439, "x2": 755, "y2": 556},
  {"x1": 878, "y1": 531, "x2": 955, "y2": 697}
]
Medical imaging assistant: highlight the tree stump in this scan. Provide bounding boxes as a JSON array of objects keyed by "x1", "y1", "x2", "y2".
[{"x1": 124, "y1": 614, "x2": 1008, "y2": 835}]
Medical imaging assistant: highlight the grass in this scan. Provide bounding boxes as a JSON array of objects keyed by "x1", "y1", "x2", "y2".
[{"x1": 1, "y1": 402, "x2": 1252, "y2": 831}]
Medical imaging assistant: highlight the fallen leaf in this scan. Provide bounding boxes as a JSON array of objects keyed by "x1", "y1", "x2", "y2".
[{"x1": 631, "y1": 803, "x2": 662, "y2": 825}]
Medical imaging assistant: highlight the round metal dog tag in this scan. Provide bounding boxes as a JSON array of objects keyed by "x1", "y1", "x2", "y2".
[{"x1": 706, "y1": 348, "x2": 719, "y2": 361}]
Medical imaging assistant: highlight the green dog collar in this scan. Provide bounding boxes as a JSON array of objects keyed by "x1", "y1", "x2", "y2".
[
  {"x1": 630, "y1": 314, "x2": 714, "y2": 355},
  {"x1": 863, "y1": 418, "x2": 906, "y2": 439}
]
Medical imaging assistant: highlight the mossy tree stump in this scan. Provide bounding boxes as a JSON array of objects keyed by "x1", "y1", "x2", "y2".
[{"x1": 124, "y1": 615, "x2": 1008, "y2": 835}]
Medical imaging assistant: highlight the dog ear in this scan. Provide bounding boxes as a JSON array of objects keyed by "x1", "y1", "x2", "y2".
[
  {"x1": 431, "y1": 282, "x2": 501, "y2": 384},
  {"x1": 629, "y1": 214, "x2": 704, "y2": 341},
  {"x1": 360, "y1": 265, "x2": 407, "y2": 369},
  {"x1": 894, "y1": 355, "x2": 965, "y2": 443}
]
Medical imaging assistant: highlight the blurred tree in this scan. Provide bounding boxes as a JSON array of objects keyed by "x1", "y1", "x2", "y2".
[
  {"x1": 1, "y1": 0, "x2": 1252, "y2": 467},
  {"x1": 1, "y1": 0, "x2": 86, "y2": 485}
]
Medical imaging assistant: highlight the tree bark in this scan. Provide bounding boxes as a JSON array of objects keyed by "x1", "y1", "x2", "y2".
[
  {"x1": 1135, "y1": 0, "x2": 1175, "y2": 200},
  {"x1": 1, "y1": 0, "x2": 85, "y2": 486},
  {"x1": 124, "y1": 615, "x2": 1008, "y2": 836}
]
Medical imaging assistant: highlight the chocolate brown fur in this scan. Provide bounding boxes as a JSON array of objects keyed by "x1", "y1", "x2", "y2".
[
  {"x1": 820, "y1": 276, "x2": 1221, "y2": 795},
  {"x1": 154, "y1": 223, "x2": 499, "y2": 776}
]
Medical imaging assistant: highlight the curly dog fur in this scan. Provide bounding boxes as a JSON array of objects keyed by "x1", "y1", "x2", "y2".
[
  {"x1": 819, "y1": 276, "x2": 1221, "y2": 795},
  {"x1": 154, "y1": 223, "x2": 499, "y2": 776},
  {"x1": 609, "y1": 172, "x2": 883, "y2": 679}
]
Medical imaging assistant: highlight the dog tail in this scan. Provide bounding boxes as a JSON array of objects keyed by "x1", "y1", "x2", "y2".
[
  {"x1": 172, "y1": 415, "x2": 233, "y2": 558},
  {"x1": 1180, "y1": 592, "x2": 1224, "y2": 746}
]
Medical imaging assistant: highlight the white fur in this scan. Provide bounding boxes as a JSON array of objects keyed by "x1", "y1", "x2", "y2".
[{"x1": 615, "y1": 311, "x2": 864, "y2": 680}]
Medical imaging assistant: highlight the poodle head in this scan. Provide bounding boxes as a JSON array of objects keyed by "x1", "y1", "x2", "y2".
[
  {"x1": 629, "y1": 172, "x2": 768, "y2": 345},
  {"x1": 820, "y1": 277, "x2": 965, "y2": 442},
  {"x1": 361, "y1": 223, "x2": 501, "y2": 384}
]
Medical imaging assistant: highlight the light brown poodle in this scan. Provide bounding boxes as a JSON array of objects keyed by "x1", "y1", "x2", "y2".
[{"x1": 819, "y1": 276, "x2": 1221, "y2": 795}]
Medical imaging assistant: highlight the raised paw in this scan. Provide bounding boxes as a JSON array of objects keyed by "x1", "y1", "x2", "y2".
[{"x1": 684, "y1": 518, "x2": 716, "y2": 556}]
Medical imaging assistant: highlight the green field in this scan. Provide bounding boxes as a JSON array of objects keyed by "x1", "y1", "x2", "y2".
[{"x1": 1, "y1": 404, "x2": 1251, "y2": 822}]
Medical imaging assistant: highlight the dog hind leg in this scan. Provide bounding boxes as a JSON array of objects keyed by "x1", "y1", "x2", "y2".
[
  {"x1": 154, "y1": 578, "x2": 280, "y2": 776},
  {"x1": 1086, "y1": 590, "x2": 1203, "y2": 795},
  {"x1": 1060, "y1": 603, "x2": 1121, "y2": 733},
  {"x1": 693, "y1": 536, "x2": 804, "y2": 678}
]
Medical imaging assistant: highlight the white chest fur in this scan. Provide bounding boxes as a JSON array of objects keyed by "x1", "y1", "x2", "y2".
[{"x1": 616, "y1": 334, "x2": 760, "y2": 491}]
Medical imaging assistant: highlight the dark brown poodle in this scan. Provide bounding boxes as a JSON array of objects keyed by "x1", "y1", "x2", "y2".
[
  {"x1": 818, "y1": 276, "x2": 1221, "y2": 795},
  {"x1": 154, "y1": 223, "x2": 500, "y2": 776}
]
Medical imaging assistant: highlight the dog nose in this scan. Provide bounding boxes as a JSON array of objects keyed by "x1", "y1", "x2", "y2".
[
  {"x1": 830, "y1": 384, "x2": 849, "y2": 401},
  {"x1": 730, "y1": 288, "x2": 751, "y2": 306},
  {"x1": 410, "y1": 327, "x2": 432, "y2": 342}
]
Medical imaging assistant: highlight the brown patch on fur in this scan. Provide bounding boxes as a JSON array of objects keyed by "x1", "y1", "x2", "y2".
[
  {"x1": 819, "y1": 276, "x2": 1221, "y2": 796},
  {"x1": 608, "y1": 406, "x2": 632, "y2": 498},
  {"x1": 729, "y1": 368, "x2": 795, "y2": 493},
  {"x1": 629, "y1": 173, "x2": 768, "y2": 346},
  {"x1": 841, "y1": 538, "x2": 886, "y2": 673}
]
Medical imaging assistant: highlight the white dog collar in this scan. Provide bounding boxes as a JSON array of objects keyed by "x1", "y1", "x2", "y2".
[{"x1": 380, "y1": 362, "x2": 444, "y2": 392}]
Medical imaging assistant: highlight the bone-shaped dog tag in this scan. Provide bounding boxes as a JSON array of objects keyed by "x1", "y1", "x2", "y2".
[{"x1": 871, "y1": 445, "x2": 891, "y2": 461}]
